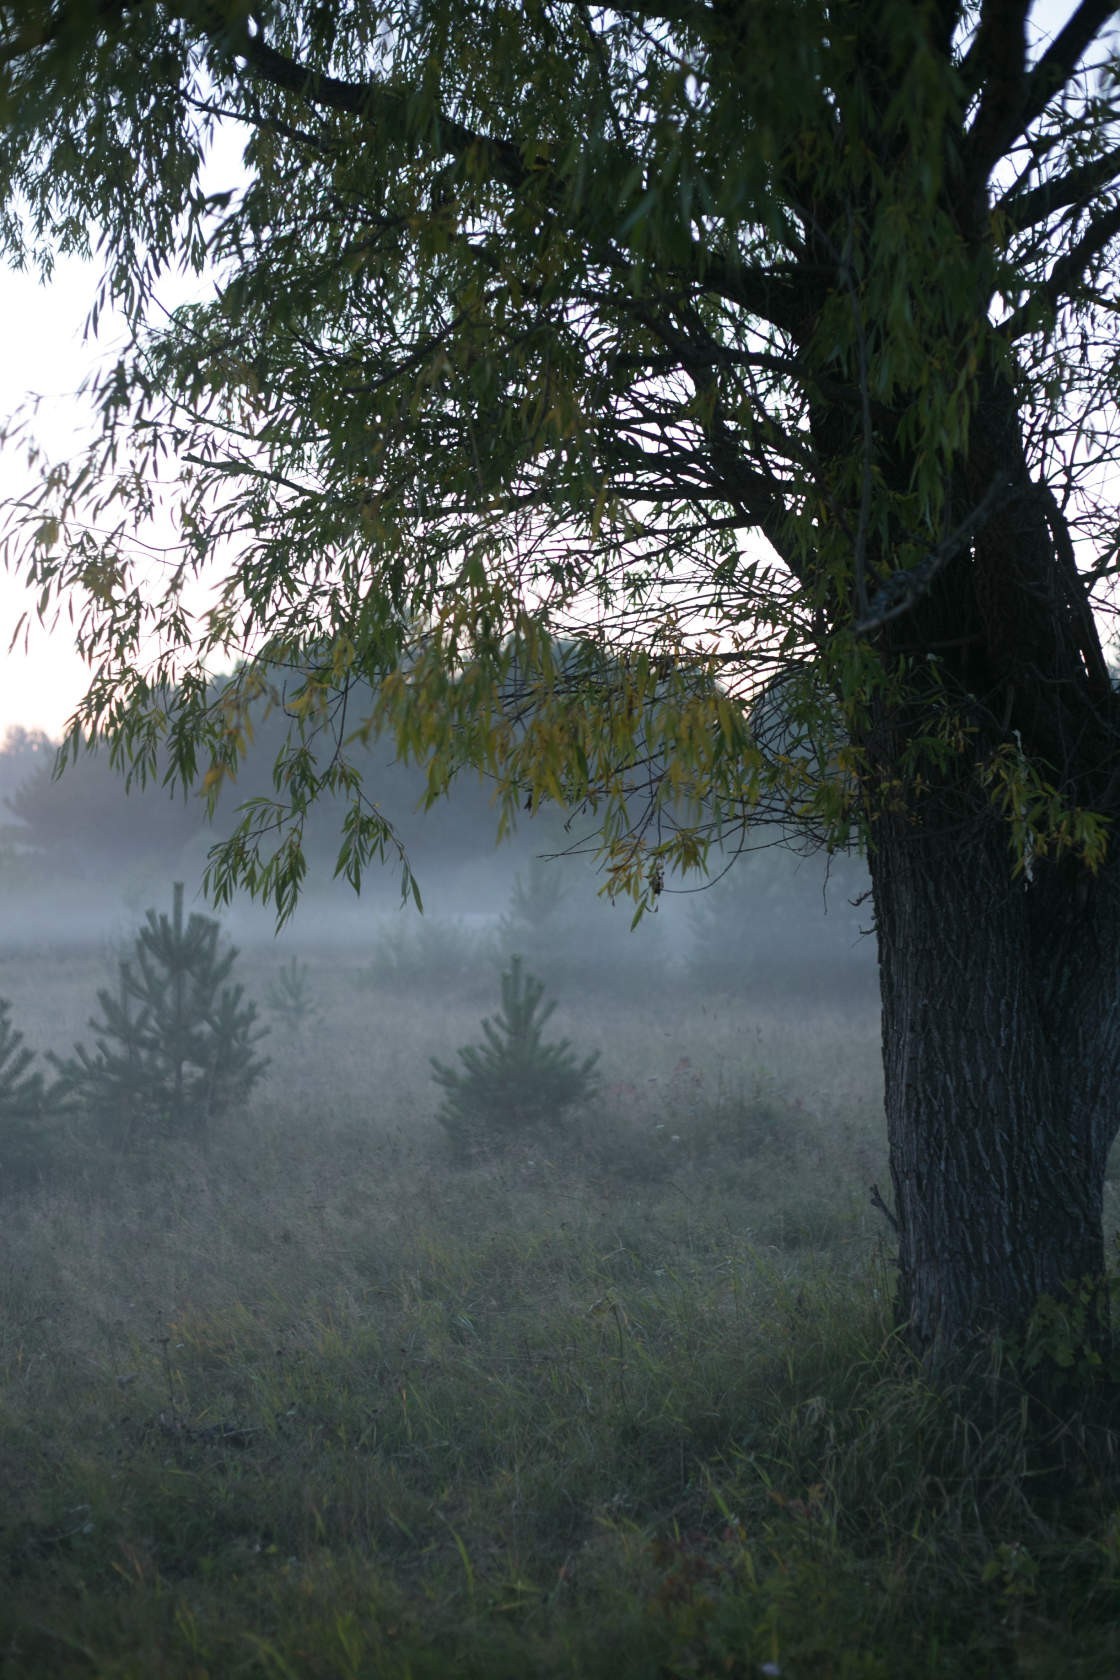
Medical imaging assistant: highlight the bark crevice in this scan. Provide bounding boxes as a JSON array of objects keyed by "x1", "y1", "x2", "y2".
[{"x1": 868, "y1": 789, "x2": 1120, "y2": 1370}]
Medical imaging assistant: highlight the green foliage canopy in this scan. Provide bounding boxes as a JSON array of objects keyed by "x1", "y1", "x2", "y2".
[{"x1": 1, "y1": 1, "x2": 1119, "y2": 913}]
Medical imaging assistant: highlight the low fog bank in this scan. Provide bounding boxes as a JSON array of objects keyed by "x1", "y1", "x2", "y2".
[
  {"x1": 0, "y1": 845, "x2": 876, "y2": 1010},
  {"x1": 0, "y1": 725, "x2": 876, "y2": 1002}
]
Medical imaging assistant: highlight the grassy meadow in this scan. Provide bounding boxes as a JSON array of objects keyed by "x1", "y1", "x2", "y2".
[{"x1": 2, "y1": 930, "x2": 1120, "y2": 1678}]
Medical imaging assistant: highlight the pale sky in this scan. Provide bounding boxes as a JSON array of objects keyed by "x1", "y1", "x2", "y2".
[
  {"x1": 0, "y1": 113, "x2": 248, "y2": 742},
  {"x1": 0, "y1": 0, "x2": 1102, "y2": 742},
  {"x1": 0, "y1": 257, "x2": 120, "y2": 738}
]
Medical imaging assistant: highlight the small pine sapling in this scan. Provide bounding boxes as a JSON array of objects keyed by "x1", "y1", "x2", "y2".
[
  {"x1": 50, "y1": 966, "x2": 152, "y2": 1146},
  {"x1": 431, "y1": 954, "x2": 599, "y2": 1156},
  {"x1": 500, "y1": 857, "x2": 569, "y2": 945},
  {"x1": 0, "y1": 997, "x2": 49, "y2": 1185},
  {"x1": 51, "y1": 883, "x2": 269, "y2": 1143},
  {"x1": 498, "y1": 857, "x2": 575, "y2": 983},
  {"x1": 264, "y1": 956, "x2": 320, "y2": 1033},
  {"x1": 204, "y1": 974, "x2": 271, "y2": 1119}
]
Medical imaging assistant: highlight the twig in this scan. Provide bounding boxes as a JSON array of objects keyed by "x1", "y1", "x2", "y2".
[
  {"x1": 869, "y1": 1182, "x2": 900, "y2": 1234},
  {"x1": 853, "y1": 474, "x2": 1015, "y2": 635}
]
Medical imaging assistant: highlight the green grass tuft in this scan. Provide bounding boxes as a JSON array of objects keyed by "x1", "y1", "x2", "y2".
[{"x1": 1, "y1": 948, "x2": 1119, "y2": 1677}]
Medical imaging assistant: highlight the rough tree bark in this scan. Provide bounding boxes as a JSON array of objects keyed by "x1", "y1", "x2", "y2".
[
  {"x1": 869, "y1": 798, "x2": 1120, "y2": 1371},
  {"x1": 861, "y1": 365, "x2": 1120, "y2": 1373}
]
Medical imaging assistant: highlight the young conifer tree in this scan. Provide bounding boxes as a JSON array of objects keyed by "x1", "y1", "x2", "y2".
[
  {"x1": 431, "y1": 954, "x2": 599, "y2": 1156},
  {"x1": 51, "y1": 883, "x2": 269, "y2": 1143},
  {"x1": 0, "y1": 997, "x2": 49, "y2": 1185},
  {"x1": 264, "y1": 955, "x2": 321, "y2": 1035},
  {"x1": 498, "y1": 857, "x2": 572, "y2": 984}
]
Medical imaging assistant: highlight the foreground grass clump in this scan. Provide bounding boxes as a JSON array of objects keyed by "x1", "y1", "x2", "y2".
[{"x1": 1, "y1": 956, "x2": 1119, "y2": 1678}]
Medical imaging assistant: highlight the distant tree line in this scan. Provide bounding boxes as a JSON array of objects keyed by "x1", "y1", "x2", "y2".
[
  {"x1": 0, "y1": 664, "x2": 875, "y2": 1000},
  {"x1": 0, "y1": 675, "x2": 536, "y2": 889},
  {"x1": 0, "y1": 655, "x2": 823, "y2": 894}
]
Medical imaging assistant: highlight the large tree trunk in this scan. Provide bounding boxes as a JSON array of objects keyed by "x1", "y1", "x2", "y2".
[
  {"x1": 868, "y1": 794, "x2": 1120, "y2": 1373},
  {"x1": 834, "y1": 327, "x2": 1120, "y2": 1384},
  {"x1": 788, "y1": 33, "x2": 1120, "y2": 1381}
]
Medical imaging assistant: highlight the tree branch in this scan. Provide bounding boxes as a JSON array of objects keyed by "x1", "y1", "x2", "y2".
[
  {"x1": 1001, "y1": 198, "x2": 1120, "y2": 338},
  {"x1": 870, "y1": 1182, "x2": 900, "y2": 1235},
  {"x1": 196, "y1": 7, "x2": 812, "y2": 332},
  {"x1": 1019, "y1": 0, "x2": 1120, "y2": 137},
  {"x1": 963, "y1": 0, "x2": 1118, "y2": 207},
  {"x1": 998, "y1": 140, "x2": 1120, "y2": 231},
  {"x1": 962, "y1": 0, "x2": 1032, "y2": 190},
  {"x1": 226, "y1": 24, "x2": 528, "y2": 186},
  {"x1": 853, "y1": 476, "x2": 1017, "y2": 636},
  {"x1": 0, "y1": 0, "x2": 135, "y2": 68}
]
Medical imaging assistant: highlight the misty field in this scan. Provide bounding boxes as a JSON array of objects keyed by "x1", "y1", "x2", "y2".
[{"x1": 3, "y1": 936, "x2": 1120, "y2": 1679}]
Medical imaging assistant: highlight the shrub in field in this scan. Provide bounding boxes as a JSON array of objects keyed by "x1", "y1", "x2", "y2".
[
  {"x1": 0, "y1": 996, "x2": 50, "y2": 1185},
  {"x1": 264, "y1": 955, "x2": 320, "y2": 1034},
  {"x1": 359, "y1": 912, "x2": 496, "y2": 989},
  {"x1": 50, "y1": 882, "x2": 269, "y2": 1144},
  {"x1": 498, "y1": 854, "x2": 679, "y2": 994},
  {"x1": 687, "y1": 839, "x2": 874, "y2": 1000},
  {"x1": 431, "y1": 954, "x2": 599, "y2": 1156},
  {"x1": 497, "y1": 856, "x2": 572, "y2": 972}
]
